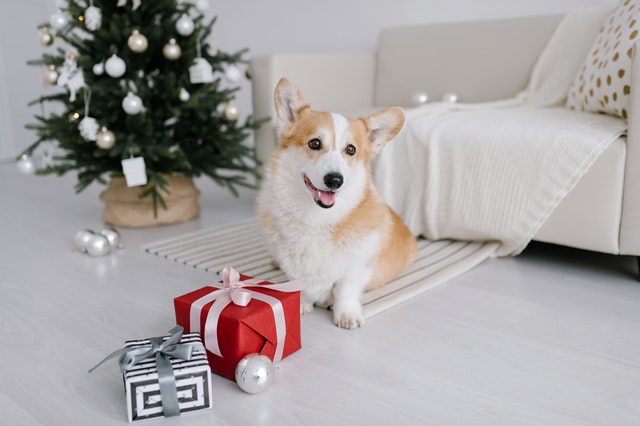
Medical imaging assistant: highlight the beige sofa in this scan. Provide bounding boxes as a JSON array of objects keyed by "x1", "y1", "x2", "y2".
[{"x1": 250, "y1": 11, "x2": 640, "y2": 264}]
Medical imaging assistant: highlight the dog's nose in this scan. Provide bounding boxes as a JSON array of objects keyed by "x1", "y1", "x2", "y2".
[{"x1": 324, "y1": 172, "x2": 343, "y2": 190}]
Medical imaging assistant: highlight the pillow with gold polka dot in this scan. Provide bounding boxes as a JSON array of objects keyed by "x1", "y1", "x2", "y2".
[{"x1": 566, "y1": 0, "x2": 640, "y2": 120}]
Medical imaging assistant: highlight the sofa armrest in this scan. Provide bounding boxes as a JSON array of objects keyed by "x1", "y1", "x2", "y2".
[
  {"x1": 620, "y1": 41, "x2": 640, "y2": 255},
  {"x1": 250, "y1": 52, "x2": 375, "y2": 166}
]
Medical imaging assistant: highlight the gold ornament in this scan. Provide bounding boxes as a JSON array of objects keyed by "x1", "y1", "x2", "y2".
[
  {"x1": 162, "y1": 39, "x2": 182, "y2": 61},
  {"x1": 37, "y1": 28, "x2": 54, "y2": 46},
  {"x1": 42, "y1": 66, "x2": 59, "y2": 85},
  {"x1": 127, "y1": 30, "x2": 148, "y2": 53},
  {"x1": 96, "y1": 127, "x2": 115, "y2": 149},
  {"x1": 224, "y1": 103, "x2": 240, "y2": 121}
]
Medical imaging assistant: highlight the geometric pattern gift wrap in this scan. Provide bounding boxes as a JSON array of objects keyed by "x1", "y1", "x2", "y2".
[{"x1": 122, "y1": 332, "x2": 213, "y2": 422}]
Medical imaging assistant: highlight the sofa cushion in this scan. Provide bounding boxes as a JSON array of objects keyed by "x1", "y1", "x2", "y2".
[{"x1": 566, "y1": 0, "x2": 640, "y2": 119}]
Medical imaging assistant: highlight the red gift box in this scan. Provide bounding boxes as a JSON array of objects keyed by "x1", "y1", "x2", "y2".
[{"x1": 174, "y1": 266, "x2": 303, "y2": 381}]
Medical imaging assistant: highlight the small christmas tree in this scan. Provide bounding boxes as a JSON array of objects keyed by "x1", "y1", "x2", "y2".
[{"x1": 21, "y1": 0, "x2": 261, "y2": 215}]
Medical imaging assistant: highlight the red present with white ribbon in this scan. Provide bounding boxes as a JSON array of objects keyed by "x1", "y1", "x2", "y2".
[{"x1": 174, "y1": 266, "x2": 304, "y2": 381}]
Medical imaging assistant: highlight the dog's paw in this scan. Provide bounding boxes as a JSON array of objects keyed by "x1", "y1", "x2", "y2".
[
  {"x1": 332, "y1": 299, "x2": 363, "y2": 329},
  {"x1": 300, "y1": 302, "x2": 314, "y2": 315},
  {"x1": 333, "y1": 310, "x2": 364, "y2": 329}
]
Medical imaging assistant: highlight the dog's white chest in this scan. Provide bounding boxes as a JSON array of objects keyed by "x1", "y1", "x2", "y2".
[{"x1": 270, "y1": 221, "x2": 380, "y2": 284}]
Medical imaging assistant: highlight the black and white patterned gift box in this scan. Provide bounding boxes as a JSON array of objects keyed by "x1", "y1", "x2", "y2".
[{"x1": 123, "y1": 332, "x2": 213, "y2": 422}]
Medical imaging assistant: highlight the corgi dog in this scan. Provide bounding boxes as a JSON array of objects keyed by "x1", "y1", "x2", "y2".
[{"x1": 256, "y1": 78, "x2": 418, "y2": 329}]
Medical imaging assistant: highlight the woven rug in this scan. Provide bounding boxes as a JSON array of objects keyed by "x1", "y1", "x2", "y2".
[{"x1": 144, "y1": 219, "x2": 498, "y2": 318}]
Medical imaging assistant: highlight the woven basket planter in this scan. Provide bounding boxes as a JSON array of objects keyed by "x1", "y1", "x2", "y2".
[{"x1": 100, "y1": 174, "x2": 200, "y2": 227}]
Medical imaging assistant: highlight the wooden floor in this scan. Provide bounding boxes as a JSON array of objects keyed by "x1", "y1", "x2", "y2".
[{"x1": 1, "y1": 163, "x2": 639, "y2": 425}]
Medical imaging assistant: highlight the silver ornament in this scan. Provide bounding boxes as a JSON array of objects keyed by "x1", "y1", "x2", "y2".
[
  {"x1": 162, "y1": 39, "x2": 182, "y2": 61},
  {"x1": 84, "y1": 5, "x2": 103, "y2": 31},
  {"x1": 100, "y1": 228, "x2": 122, "y2": 250},
  {"x1": 122, "y1": 92, "x2": 143, "y2": 115},
  {"x1": 17, "y1": 155, "x2": 36, "y2": 175},
  {"x1": 49, "y1": 10, "x2": 69, "y2": 32},
  {"x1": 74, "y1": 229, "x2": 95, "y2": 252},
  {"x1": 37, "y1": 28, "x2": 54, "y2": 46},
  {"x1": 96, "y1": 127, "x2": 116, "y2": 149},
  {"x1": 411, "y1": 91, "x2": 429, "y2": 107},
  {"x1": 175, "y1": 14, "x2": 195, "y2": 36},
  {"x1": 86, "y1": 234, "x2": 111, "y2": 257},
  {"x1": 105, "y1": 54, "x2": 126, "y2": 78},
  {"x1": 224, "y1": 102, "x2": 240, "y2": 121},
  {"x1": 441, "y1": 92, "x2": 459, "y2": 103},
  {"x1": 235, "y1": 353, "x2": 275, "y2": 394},
  {"x1": 127, "y1": 30, "x2": 148, "y2": 53}
]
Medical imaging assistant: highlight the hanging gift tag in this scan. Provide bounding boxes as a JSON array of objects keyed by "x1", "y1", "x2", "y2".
[
  {"x1": 121, "y1": 156, "x2": 147, "y2": 187},
  {"x1": 189, "y1": 57, "x2": 215, "y2": 84}
]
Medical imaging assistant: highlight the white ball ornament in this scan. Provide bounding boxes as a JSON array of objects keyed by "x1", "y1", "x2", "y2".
[
  {"x1": 235, "y1": 354, "x2": 275, "y2": 394},
  {"x1": 195, "y1": 0, "x2": 210, "y2": 12},
  {"x1": 105, "y1": 54, "x2": 126, "y2": 78},
  {"x1": 224, "y1": 65, "x2": 242, "y2": 83},
  {"x1": 411, "y1": 91, "x2": 429, "y2": 107},
  {"x1": 92, "y1": 62, "x2": 104, "y2": 76},
  {"x1": 37, "y1": 28, "x2": 54, "y2": 46},
  {"x1": 127, "y1": 30, "x2": 148, "y2": 53},
  {"x1": 96, "y1": 127, "x2": 116, "y2": 149},
  {"x1": 74, "y1": 229, "x2": 95, "y2": 252},
  {"x1": 122, "y1": 92, "x2": 143, "y2": 115},
  {"x1": 224, "y1": 102, "x2": 240, "y2": 121},
  {"x1": 86, "y1": 234, "x2": 111, "y2": 257},
  {"x1": 176, "y1": 14, "x2": 195, "y2": 36},
  {"x1": 17, "y1": 154, "x2": 36, "y2": 175},
  {"x1": 162, "y1": 39, "x2": 182, "y2": 61}
]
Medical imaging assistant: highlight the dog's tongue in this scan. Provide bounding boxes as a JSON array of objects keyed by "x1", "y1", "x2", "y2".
[{"x1": 318, "y1": 190, "x2": 336, "y2": 207}]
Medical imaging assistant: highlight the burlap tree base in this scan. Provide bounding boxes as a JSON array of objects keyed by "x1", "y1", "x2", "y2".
[{"x1": 100, "y1": 174, "x2": 200, "y2": 227}]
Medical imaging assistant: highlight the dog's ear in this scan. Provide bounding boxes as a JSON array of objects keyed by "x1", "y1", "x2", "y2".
[
  {"x1": 274, "y1": 78, "x2": 307, "y2": 136},
  {"x1": 363, "y1": 107, "x2": 405, "y2": 156}
]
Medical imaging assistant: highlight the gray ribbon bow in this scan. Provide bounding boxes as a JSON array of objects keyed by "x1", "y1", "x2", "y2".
[{"x1": 89, "y1": 325, "x2": 195, "y2": 417}]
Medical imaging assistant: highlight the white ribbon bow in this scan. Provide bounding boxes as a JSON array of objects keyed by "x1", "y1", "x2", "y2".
[{"x1": 189, "y1": 266, "x2": 304, "y2": 361}]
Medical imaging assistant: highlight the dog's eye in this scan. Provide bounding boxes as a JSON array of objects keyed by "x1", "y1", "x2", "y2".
[
  {"x1": 345, "y1": 144, "x2": 356, "y2": 156},
  {"x1": 308, "y1": 138, "x2": 322, "y2": 150}
]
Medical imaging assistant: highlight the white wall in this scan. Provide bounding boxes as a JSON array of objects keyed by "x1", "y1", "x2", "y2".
[
  {"x1": 0, "y1": 0, "x2": 619, "y2": 161},
  {"x1": 0, "y1": 0, "x2": 50, "y2": 162},
  {"x1": 208, "y1": 0, "x2": 618, "y2": 128}
]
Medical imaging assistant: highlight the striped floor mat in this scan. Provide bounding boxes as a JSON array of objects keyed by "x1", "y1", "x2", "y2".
[{"x1": 144, "y1": 219, "x2": 498, "y2": 319}]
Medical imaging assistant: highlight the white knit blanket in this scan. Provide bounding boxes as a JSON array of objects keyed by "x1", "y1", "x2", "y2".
[{"x1": 374, "y1": 7, "x2": 627, "y2": 256}]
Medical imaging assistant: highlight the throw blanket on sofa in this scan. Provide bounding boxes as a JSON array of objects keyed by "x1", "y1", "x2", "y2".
[{"x1": 374, "y1": 7, "x2": 627, "y2": 256}]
